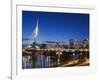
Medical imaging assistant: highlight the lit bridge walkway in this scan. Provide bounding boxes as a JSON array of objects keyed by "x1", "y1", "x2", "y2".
[{"x1": 23, "y1": 48, "x2": 89, "y2": 54}]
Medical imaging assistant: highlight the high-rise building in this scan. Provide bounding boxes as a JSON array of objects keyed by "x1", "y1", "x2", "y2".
[
  {"x1": 83, "y1": 39, "x2": 89, "y2": 49},
  {"x1": 68, "y1": 39, "x2": 75, "y2": 49},
  {"x1": 74, "y1": 40, "x2": 82, "y2": 49}
]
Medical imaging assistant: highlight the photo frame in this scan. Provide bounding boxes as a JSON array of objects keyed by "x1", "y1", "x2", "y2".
[{"x1": 11, "y1": 1, "x2": 97, "y2": 80}]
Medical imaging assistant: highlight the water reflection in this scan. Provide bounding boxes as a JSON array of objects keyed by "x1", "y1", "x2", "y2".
[{"x1": 22, "y1": 51, "x2": 89, "y2": 69}]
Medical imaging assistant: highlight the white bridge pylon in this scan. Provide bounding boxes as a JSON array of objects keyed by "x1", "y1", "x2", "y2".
[{"x1": 29, "y1": 19, "x2": 39, "y2": 45}]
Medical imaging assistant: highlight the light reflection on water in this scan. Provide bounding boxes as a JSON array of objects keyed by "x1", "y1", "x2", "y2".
[
  {"x1": 22, "y1": 51, "x2": 89, "y2": 69},
  {"x1": 22, "y1": 55, "x2": 57, "y2": 69}
]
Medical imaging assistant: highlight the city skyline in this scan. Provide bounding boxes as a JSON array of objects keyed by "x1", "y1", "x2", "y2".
[{"x1": 22, "y1": 11, "x2": 89, "y2": 44}]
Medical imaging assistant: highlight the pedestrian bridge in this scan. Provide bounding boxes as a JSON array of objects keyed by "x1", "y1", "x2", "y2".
[{"x1": 23, "y1": 48, "x2": 89, "y2": 54}]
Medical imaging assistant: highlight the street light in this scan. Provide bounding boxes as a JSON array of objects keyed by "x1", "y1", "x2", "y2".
[{"x1": 73, "y1": 53, "x2": 76, "y2": 64}]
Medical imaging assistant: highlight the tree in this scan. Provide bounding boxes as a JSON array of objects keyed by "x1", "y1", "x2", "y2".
[{"x1": 40, "y1": 43, "x2": 46, "y2": 49}]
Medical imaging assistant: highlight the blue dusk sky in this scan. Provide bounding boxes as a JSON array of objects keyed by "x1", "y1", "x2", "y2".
[{"x1": 22, "y1": 11, "x2": 89, "y2": 43}]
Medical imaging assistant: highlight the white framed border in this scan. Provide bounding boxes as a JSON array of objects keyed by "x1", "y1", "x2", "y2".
[{"x1": 12, "y1": 3, "x2": 97, "y2": 80}]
